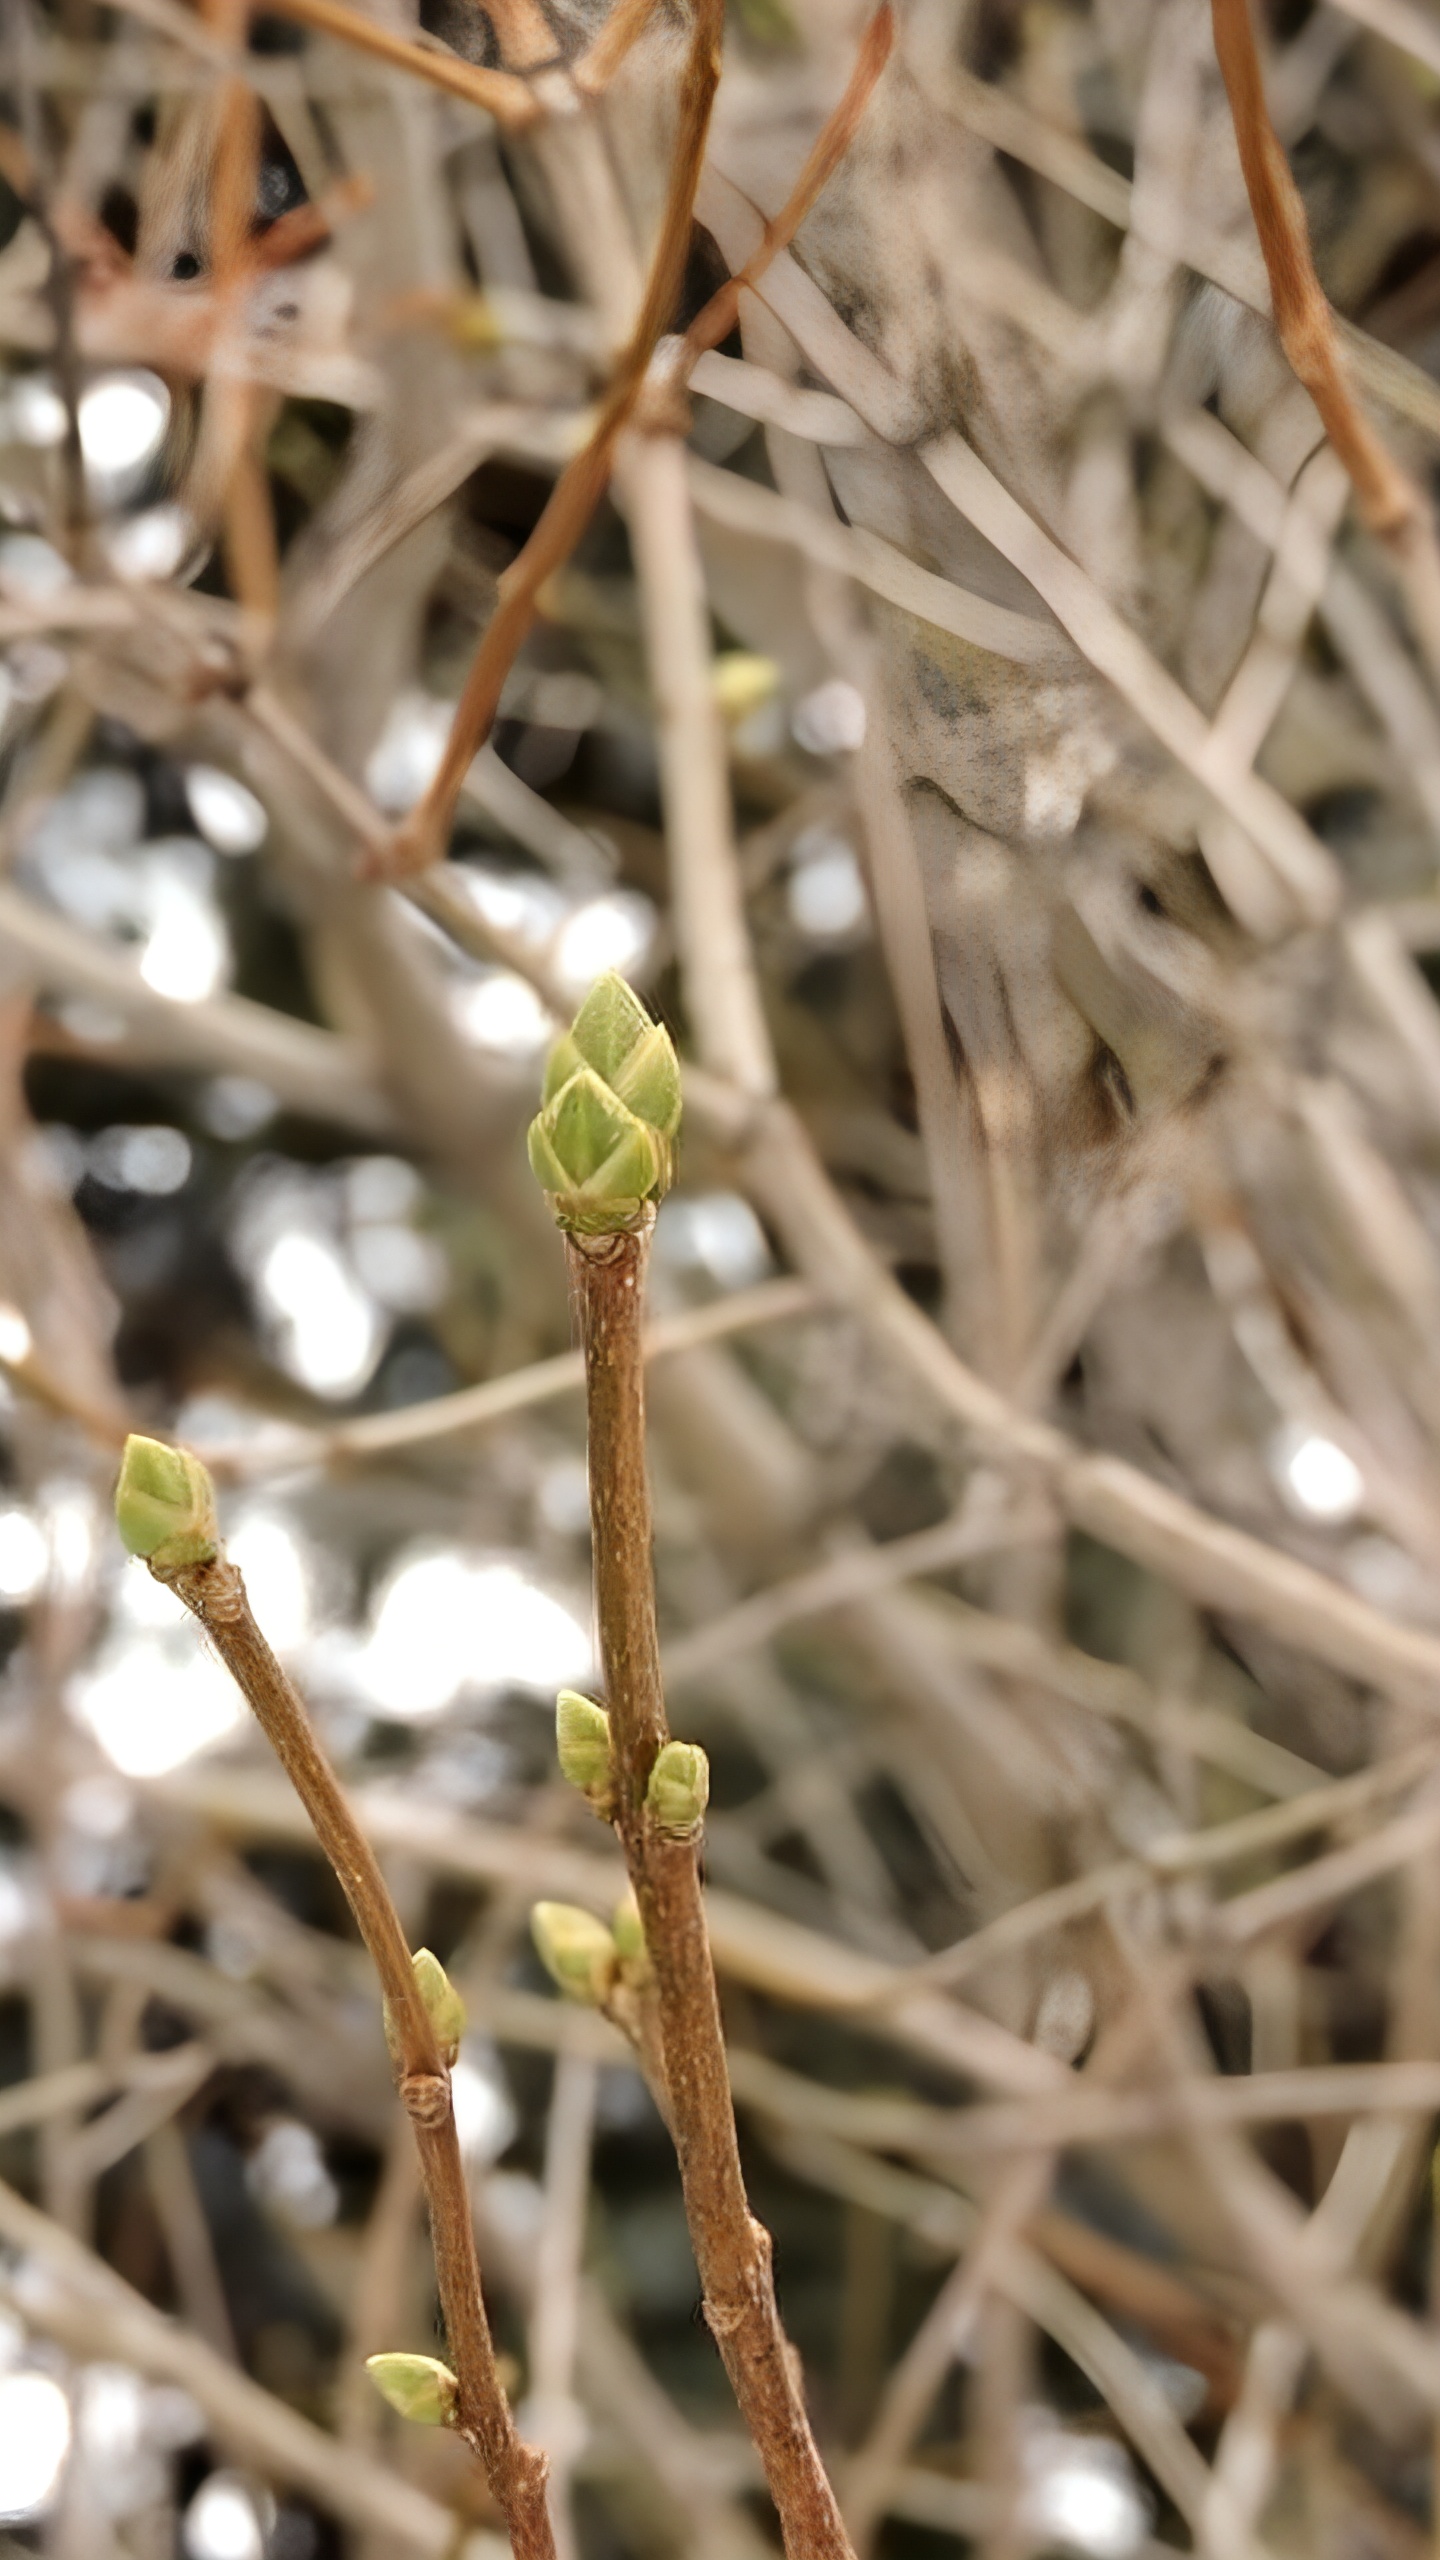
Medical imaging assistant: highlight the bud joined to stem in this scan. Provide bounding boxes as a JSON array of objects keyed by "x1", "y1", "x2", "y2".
[
  {"x1": 531, "y1": 1901, "x2": 617, "y2": 2006},
  {"x1": 114, "y1": 1434, "x2": 219, "y2": 1572},
  {"x1": 366, "y1": 2352, "x2": 459, "y2": 2428},
  {"x1": 527, "y1": 972, "x2": 681, "y2": 1234},
  {"x1": 646, "y1": 1739, "x2": 709, "y2": 1839}
]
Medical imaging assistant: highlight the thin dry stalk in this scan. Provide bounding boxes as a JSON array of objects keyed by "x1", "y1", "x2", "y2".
[
  {"x1": 568, "y1": 1217, "x2": 856, "y2": 2560},
  {"x1": 150, "y1": 1548, "x2": 555, "y2": 2560},
  {"x1": 1211, "y1": 0, "x2": 1440, "y2": 682},
  {"x1": 258, "y1": 0, "x2": 539, "y2": 126}
]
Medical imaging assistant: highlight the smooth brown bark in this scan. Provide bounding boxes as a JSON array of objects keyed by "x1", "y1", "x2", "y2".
[
  {"x1": 158, "y1": 1552, "x2": 555, "y2": 2560},
  {"x1": 568, "y1": 1221, "x2": 856, "y2": 2560}
]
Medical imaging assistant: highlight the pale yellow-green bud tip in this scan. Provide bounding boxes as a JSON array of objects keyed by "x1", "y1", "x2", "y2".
[
  {"x1": 115, "y1": 1435, "x2": 218, "y2": 1570},
  {"x1": 365, "y1": 2352, "x2": 458, "y2": 2427},
  {"x1": 645, "y1": 1740, "x2": 709, "y2": 1839},
  {"x1": 528, "y1": 974, "x2": 680, "y2": 1233},
  {"x1": 556, "y1": 1689, "x2": 613, "y2": 1816},
  {"x1": 531, "y1": 1901, "x2": 616, "y2": 2007}
]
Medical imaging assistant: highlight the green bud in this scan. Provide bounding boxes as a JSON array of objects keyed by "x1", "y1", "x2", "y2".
[
  {"x1": 557, "y1": 1689, "x2": 614, "y2": 1816},
  {"x1": 645, "y1": 1740, "x2": 709, "y2": 1839},
  {"x1": 529, "y1": 975, "x2": 681, "y2": 1233},
  {"x1": 115, "y1": 1434, "x2": 218, "y2": 1571},
  {"x1": 612, "y1": 1888, "x2": 646, "y2": 1971},
  {"x1": 413, "y1": 1948, "x2": 467, "y2": 2061},
  {"x1": 527, "y1": 1068, "x2": 664, "y2": 1235},
  {"x1": 531, "y1": 1901, "x2": 616, "y2": 2006},
  {"x1": 365, "y1": 2352, "x2": 458, "y2": 2428}
]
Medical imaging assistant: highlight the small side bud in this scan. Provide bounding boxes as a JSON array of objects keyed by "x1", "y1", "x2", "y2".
[
  {"x1": 612, "y1": 1888, "x2": 647, "y2": 1976},
  {"x1": 115, "y1": 1435, "x2": 218, "y2": 1571},
  {"x1": 412, "y1": 1948, "x2": 466, "y2": 2064},
  {"x1": 531, "y1": 1901, "x2": 616, "y2": 2007},
  {"x1": 383, "y1": 1948, "x2": 467, "y2": 2069},
  {"x1": 365, "y1": 2352, "x2": 458, "y2": 2428},
  {"x1": 645, "y1": 1740, "x2": 709, "y2": 1839},
  {"x1": 556, "y1": 1689, "x2": 614, "y2": 1816}
]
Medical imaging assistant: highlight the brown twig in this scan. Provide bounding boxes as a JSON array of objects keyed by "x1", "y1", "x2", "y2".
[
  {"x1": 150, "y1": 1548, "x2": 555, "y2": 2560},
  {"x1": 571, "y1": 0, "x2": 661, "y2": 98},
  {"x1": 259, "y1": 0, "x2": 540, "y2": 127},
  {"x1": 567, "y1": 1216, "x2": 856, "y2": 2560},
  {"x1": 1211, "y1": 0, "x2": 1440, "y2": 682},
  {"x1": 378, "y1": 0, "x2": 724, "y2": 877},
  {"x1": 680, "y1": 2, "x2": 894, "y2": 369}
]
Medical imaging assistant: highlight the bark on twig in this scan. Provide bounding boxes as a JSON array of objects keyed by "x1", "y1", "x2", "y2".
[
  {"x1": 151, "y1": 1548, "x2": 556, "y2": 2560},
  {"x1": 567, "y1": 1217, "x2": 856, "y2": 2560}
]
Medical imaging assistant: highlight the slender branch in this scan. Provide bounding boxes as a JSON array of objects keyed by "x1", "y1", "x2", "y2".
[
  {"x1": 259, "y1": 0, "x2": 540, "y2": 126},
  {"x1": 1211, "y1": 0, "x2": 1440, "y2": 686},
  {"x1": 566, "y1": 1216, "x2": 856, "y2": 2560},
  {"x1": 142, "y1": 1533, "x2": 554, "y2": 2560},
  {"x1": 379, "y1": 0, "x2": 724, "y2": 878}
]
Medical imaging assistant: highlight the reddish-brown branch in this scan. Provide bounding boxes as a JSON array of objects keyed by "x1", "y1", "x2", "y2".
[
  {"x1": 567, "y1": 1222, "x2": 856, "y2": 2560},
  {"x1": 156, "y1": 1552, "x2": 555, "y2": 2560},
  {"x1": 681, "y1": 1, "x2": 894, "y2": 367},
  {"x1": 378, "y1": 0, "x2": 724, "y2": 878},
  {"x1": 377, "y1": 0, "x2": 892, "y2": 881},
  {"x1": 571, "y1": 0, "x2": 661, "y2": 98},
  {"x1": 261, "y1": 0, "x2": 540, "y2": 127},
  {"x1": 1211, "y1": 0, "x2": 1415, "y2": 537}
]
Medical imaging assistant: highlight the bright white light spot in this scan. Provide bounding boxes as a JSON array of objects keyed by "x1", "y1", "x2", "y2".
[
  {"x1": 74, "y1": 1636, "x2": 245, "y2": 1778},
  {"x1": 346, "y1": 1156, "x2": 421, "y2": 1224},
  {"x1": 43, "y1": 1485, "x2": 93, "y2": 1594},
  {"x1": 228, "y1": 1514, "x2": 310, "y2": 1654},
  {"x1": 106, "y1": 503, "x2": 192, "y2": 583},
  {"x1": 456, "y1": 867, "x2": 567, "y2": 950},
  {"x1": 9, "y1": 377, "x2": 66, "y2": 446},
  {"x1": 1021, "y1": 2423, "x2": 1147, "y2": 2560},
  {"x1": 0, "y1": 2371, "x2": 72, "y2": 2520},
  {"x1": 0, "y1": 1511, "x2": 46, "y2": 1604},
  {"x1": 791, "y1": 678, "x2": 866, "y2": 756},
  {"x1": 247, "y1": 2120, "x2": 339, "y2": 2230},
  {"x1": 0, "y1": 1306, "x2": 30, "y2": 1366},
  {"x1": 552, "y1": 892, "x2": 655, "y2": 997},
  {"x1": 200, "y1": 1076, "x2": 277, "y2": 1141},
  {"x1": 89, "y1": 1124, "x2": 191, "y2": 1197},
  {"x1": 64, "y1": 1774, "x2": 133, "y2": 1839},
  {"x1": 536, "y1": 1456, "x2": 591, "y2": 1538},
  {"x1": 349, "y1": 1223, "x2": 447, "y2": 1315},
  {"x1": 1275, "y1": 1428, "x2": 1365, "y2": 1525},
  {"x1": 359, "y1": 1547, "x2": 591, "y2": 1720},
  {"x1": 364, "y1": 693, "x2": 452, "y2": 815},
  {"x1": 183, "y1": 2472, "x2": 272, "y2": 2560},
  {"x1": 453, "y1": 970, "x2": 552, "y2": 1059},
  {"x1": 139, "y1": 877, "x2": 228, "y2": 1003},
  {"x1": 0, "y1": 1867, "x2": 34, "y2": 1947},
  {"x1": 788, "y1": 836, "x2": 867, "y2": 939},
  {"x1": 656, "y1": 1191, "x2": 771, "y2": 1291},
  {"x1": 257, "y1": 1232, "x2": 384, "y2": 1399},
  {"x1": 185, "y1": 766, "x2": 267, "y2": 856},
  {"x1": 451, "y1": 2041, "x2": 518, "y2": 2165},
  {"x1": 0, "y1": 535, "x2": 71, "y2": 602},
  {"x1": 79, "y1": 373, "x2": 168, "y2": 484}
]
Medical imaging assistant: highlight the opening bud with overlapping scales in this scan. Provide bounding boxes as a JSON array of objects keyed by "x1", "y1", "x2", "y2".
[
  {"x1": 528, "y1": 971, "x2": 681, "y2": 1234},
  {"x1": 115, "y1": 1435, "x2": 219, "y2": 1572},
  {"x1": 645, "y1": 1739, "x2": 709, "y2": 1840},
  {"x1": 556, "y1": 1688, "x2": 614, "y2": 1819},
  {"x1": 531, "y1": 1900, "x2": 617, "y2": 2007},
  {"x1": 365, "y1": 2352, "x2": 458, "y2": 2428}
]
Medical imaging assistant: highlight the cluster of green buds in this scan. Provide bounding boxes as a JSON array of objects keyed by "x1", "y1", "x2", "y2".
[
  {"x1": 366, "y1": 2351, "x2": 458, "y2": 2429},
  {"x1": 114, "y1": 1434, "x2": 219, "y2": 1573},
  {"x1": 527, "y1": 972, "x2": 681, "y2": 1234},
  {"x1": 530, "y1": 1888, "x2": 649, "y2": 2008},
  {"x1": 383, "y1": 1947, "x2": 467, "y2": 2072}
]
